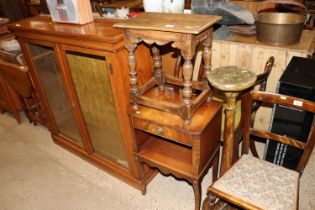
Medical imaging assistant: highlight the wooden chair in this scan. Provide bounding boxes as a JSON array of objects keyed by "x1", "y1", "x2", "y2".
[
  {"x1": 0, "y1": 60, "x2": 47, "y2": 126},
  {"x1": 234, "y1": 56, "x2": 275, "y2": 159},
  {"x1": 204, "y1": 90, "x2": 315, "y2": 210}
]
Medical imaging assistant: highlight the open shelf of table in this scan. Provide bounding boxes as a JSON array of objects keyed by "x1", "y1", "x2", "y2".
[{"x1": 136, "y1": 133, "x2": 194, "y2": 177}]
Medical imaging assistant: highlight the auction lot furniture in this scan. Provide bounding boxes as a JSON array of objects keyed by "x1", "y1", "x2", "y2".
[
  {"x1": 0, "y1": 49, "x2": 23, "y2": 123},
  {"x1": 115, "y1": 13, "x2": 223, "y2": 210},
  {"x1": 0, "y1": 61, "x2": 47, "y2": 126},
  {"x1": 0, "y1": 66, "x2": 23, "y2": 122},
  {"x1": 9, "y1": 16, "x2": 156, "y2": 190}
]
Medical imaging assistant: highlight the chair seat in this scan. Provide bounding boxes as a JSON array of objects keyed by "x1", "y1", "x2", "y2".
[{"x1": 211, "y1": 155, "x2": 299, "y2": 210}]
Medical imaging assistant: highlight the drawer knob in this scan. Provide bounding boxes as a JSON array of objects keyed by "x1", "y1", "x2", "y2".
[{"x1": 156, "y1": 127, "x2": 164, "y2": 134}]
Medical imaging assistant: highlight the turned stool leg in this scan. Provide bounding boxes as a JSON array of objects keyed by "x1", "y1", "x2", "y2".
[
  {"x1": 202, "y1": 30, "x2": 212, "y2": 84},
  {"x1": 182, "y1": 53, "x2": 193, "y2": 123},
  {"x1": 192, "y1": 180, "x2": 201, "y2": 210},
  {"x1": 202, "y1": 30, "x2": 213, "y2": 102},
  {"x1": 126, "y1": 42, "x2": 139, "y2": 111},
  {"x1": 151, "y1": 45, "x2": 164, "y2": 90}
]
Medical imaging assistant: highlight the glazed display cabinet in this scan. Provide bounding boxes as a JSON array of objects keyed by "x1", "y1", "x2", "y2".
[{"x1": 9, "y1": 16, "x2": 155, "y2": 189}]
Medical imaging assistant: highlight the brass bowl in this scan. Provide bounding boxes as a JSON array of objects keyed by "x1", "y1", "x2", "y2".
[{"x1": 256, "y1": 12, "x2": 306, "y2": 45}]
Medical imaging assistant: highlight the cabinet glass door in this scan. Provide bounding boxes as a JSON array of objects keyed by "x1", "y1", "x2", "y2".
[
  {"x1": 28, "y1": 44, "x2": 83, "y2": 145},
  {"x1": 66, "y1": 51, "x2": 127, "y2": 167}
]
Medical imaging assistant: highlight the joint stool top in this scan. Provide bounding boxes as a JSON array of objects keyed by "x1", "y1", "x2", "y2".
[
  {"x1": 114, "y1": 12, "x2": 222, "y2": 34},
  {"x1": 207, "y1": 66, "x2": 257, "y2": 92}
]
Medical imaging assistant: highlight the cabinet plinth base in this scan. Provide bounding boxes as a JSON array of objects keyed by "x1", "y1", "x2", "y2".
[{"x1": 52, "y1": 132, "x2": 157, "y2": 192}]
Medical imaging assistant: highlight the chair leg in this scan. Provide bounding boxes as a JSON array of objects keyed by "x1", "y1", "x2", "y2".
[{"x1": 192, "y1": 180, "x2": 201, "y2": 210}]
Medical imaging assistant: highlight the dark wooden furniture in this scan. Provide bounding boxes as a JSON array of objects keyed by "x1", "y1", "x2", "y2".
[
  {"x1": 9, "y1": 16, "x2": 156, "y2": 190},
  {"x1": 0, "y1": 49, "x2": 23, "y2": 123},
  {"x1": 0, "y1": 22, "x2": 24, "y2": 122},
  {"x1": 0, "y1": 68, "x2": 23, "y2": 122},
  {"x1": 0, "y1": 61, "x2": 47, "y2": 126},
  {"x1": 207, "y1": 66, "x2": 257, "y2": 175},
  {"x1": 0, "y1": 0, "x2": 24, "y2": 22},
  {"x1": 115, "y1": 13, "x2": 221, "y2": 123},
  {"x1": 205, "y1": 90, "x2": 315, "y2": 210}
]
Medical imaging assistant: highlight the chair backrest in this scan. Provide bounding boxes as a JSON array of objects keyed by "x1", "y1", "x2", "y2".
[
  {"x1": 234, "y1": 56, "x2": 275, "y2": 142},
  {"x1": 0, "y1": 60, "x2": 32, "y2": 98},
  {"x1": 251, "y1": 56, "x2": 275, "y2": 113},
  {"x1": 255, "y1": 56, "x2": 275, "y2": 90},
  {"x1": 241, "y1": 90, "x2": 315, "y2": 174}
]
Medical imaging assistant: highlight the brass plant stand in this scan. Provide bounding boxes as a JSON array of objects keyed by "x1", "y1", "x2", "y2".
[{"x1": 207, "y1": 66, "x2": 257, "y2": 175}]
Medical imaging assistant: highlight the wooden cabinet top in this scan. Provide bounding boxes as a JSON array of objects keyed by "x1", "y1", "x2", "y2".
[
  {"x1": 114, "y1": 13, "x2": 221, "y2": 34},
  {"x1": 9, "y1": 16, "x2": 126, "y2": 51}
]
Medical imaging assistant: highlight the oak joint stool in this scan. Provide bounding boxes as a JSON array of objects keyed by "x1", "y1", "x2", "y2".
[{"x1": 115, "y1": 12, "x2": 222, "y2": 123}]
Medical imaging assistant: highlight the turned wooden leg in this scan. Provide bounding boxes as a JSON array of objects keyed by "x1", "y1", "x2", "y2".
[
  {"x1": 202, "y1": 29, "x2": 212, "y2": 83},
  {"x1": 192, "y1": 181, "x2": 201, "y2": 210},
  {"x1": 182, "y1": 55, "x2": 193, "y2": 123},
  {"x1": 151, "y1": 45, "x2": 164, "y2": 90},
  {"x1": 202, "y1": 29, "x2": 213, "y2": 101},
  {"x1": 126, "y1": 41, "x2": 139, "y2": 111},
  {"x1": 221, "y1": 92, "x2": 239, "y2": 175}
]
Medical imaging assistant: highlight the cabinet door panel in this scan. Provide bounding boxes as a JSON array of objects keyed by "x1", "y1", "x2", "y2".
[
  {"x1": 28, "y1": 44, "x2": 83, "y2": 145},
  {"x1": 66, "y1": 51, "x2": 127, "y2": 167}
]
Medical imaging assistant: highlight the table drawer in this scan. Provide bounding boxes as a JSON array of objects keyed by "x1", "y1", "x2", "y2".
[{"x1": 132, "y1": 117, "x2": 195, "y2": 147}]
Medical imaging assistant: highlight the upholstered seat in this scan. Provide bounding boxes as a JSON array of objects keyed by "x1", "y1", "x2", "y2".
[{"x1": 211, "y1": 154, "x2": 299, "y2": 210}]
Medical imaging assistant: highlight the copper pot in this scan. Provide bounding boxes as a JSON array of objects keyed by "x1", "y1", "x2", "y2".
[{"x1": 256, "y1": 12, "x2": 306, "y2": 45}]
